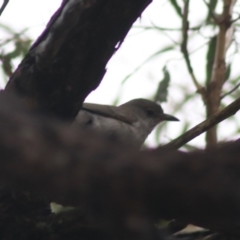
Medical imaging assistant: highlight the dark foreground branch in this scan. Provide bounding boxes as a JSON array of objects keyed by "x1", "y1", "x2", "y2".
[
  {"x1": 0, "y1": 0, "x2": 9, "y2": 16},
  {"x1": 5, "y1": 0, "x2": 152, "y2": 120},
  {"x1": 1, "y1": 93, "x2": 240, "y2": 239},
  {"x1": 162, "y1": 97, "x2": 240, "y2": 150}
]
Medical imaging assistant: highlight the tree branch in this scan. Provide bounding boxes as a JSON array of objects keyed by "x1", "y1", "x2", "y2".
[
  {"x1": 162, "y1": 96, "x2": 240, "y2": 150},
  {"x1": 1, "y1": 93, "x2": 240, "y2": 238},
  {"x1": 0, "y1": 0, "x2": 9, "y2": 16},
  {"x1": 5, "y1": 0, "x2": 152, "y2": 120},
  {"x1": 181, "y1": 0, "x2": 205, "y2": 98},
  {"x1": 205, "y1": 0, "x2": 235, "y2": 147}
]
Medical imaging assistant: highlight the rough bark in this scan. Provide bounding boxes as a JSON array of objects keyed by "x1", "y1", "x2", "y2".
[
  {"x1": 0, "y1": 93, "x2": 240, "y2": 239},
  {"x1": 5, "y1": 0, "x2": 152, "y2": 119},
  {"x1": 1, "y1": 0, "x2": 240, "y2": 239}
]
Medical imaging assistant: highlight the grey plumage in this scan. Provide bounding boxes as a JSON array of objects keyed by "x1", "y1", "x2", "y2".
[{"x1": 74, "y1": 98, "x2": 178, "y2": 148}]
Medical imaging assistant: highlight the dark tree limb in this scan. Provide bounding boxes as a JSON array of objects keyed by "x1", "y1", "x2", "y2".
[
  {"x1": 5, "y1": 0, "x2": 152, "y2": 119},
  {"x1": 0, "y1": 0, "x2": 9, "y2": 16},
  {"x1": 1, "y1": 93, "x2": 240, "y2": 239}
]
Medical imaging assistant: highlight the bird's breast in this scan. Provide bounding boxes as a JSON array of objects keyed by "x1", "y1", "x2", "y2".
[{"x1": 74, "y1": 110, "x2": 150, "y2": 148}]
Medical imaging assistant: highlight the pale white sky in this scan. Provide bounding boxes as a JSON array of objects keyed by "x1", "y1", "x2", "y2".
[
  {"x1": 1, "y1": 0, "x2": 240, "y2": 148},
  {"x1": 0, "y1": 0, "x2": 193, "y2": 104}
]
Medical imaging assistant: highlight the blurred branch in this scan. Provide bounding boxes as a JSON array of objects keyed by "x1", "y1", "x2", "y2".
[
  {"x1": 0, "y1": 28, "x2": 29, "y2": 47},
  {"x1": 205, "y1": 0, "x2": 236, "y2": 148},
  {"x1": 1, "y1": 93, "x2": 240, "y2": 238},
  {"x1": 133, "y1": 25, "x2": 202, "y2": 31},
  {"x1": 0, "y1": 36, "x2": 31, "y2": 77},
  {"x1": 181, "y1": 0, "x2": 206, "y2": 99},
  {"x1": 231, "y1": 15, "x2": 240, "y2": 23},
  {"x1": 134, "y1": 26, "x2": 183, "y2": 31},
  {"x1": 221, "y1": 82, "x2": 240, "y2": 99},
  {"x1": 0, "y1": 0, "x2": 9, "y2": 16},
  {"x1": 161, "y1": 96, "x2": 240, "y2": 150},
  {"x1": 203, "y1": 0, "x2": 219, "y2": 22}
]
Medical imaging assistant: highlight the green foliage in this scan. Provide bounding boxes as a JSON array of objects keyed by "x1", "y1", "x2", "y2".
[
  {"x1": 206, "y1": 35, "x2": 217, "y2": 84},
  {"x1": 169, "y1": 0, "x2": 182, "y2": 18},
  {"x1": 154, "y1": 66, "x2": 170, "y2": 103},
  {"x1": 225, "y1": 64, "x2": 231, "y2": 82},
  {"x1": 206, "y1": 0, "x2": 218, "y2": 22},
  {"x1": 118, "y1": 0, "x2": 240, "y2": 149},
  {"x1": 0, "y1": 24, "x2": 31, "y2": 79}
]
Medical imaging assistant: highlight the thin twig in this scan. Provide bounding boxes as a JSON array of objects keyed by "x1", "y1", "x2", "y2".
[
  {"x1": 133, "y1": 25, "x2": 202, "y2": 31},
  {"x1": 231, "y1": 15, "x2": 240, "y2": 23},
  {"x1": 0, "y1": 0, "x2": 9, "y2": 16},
  {"x1": 221, "y1": 82, "x2": 240, "y2": 99},
  {"x1": 161, "y1": 97, "x2": 240, "y2": 150},
  {"x1": 181, "y1": 0, "x2": 205, "y2": 99},
  {"x1": 202, "y1": 0, "x2": 219, "y2": 23}
]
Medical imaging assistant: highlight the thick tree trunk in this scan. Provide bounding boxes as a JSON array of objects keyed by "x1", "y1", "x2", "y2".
[{"x1": 5, "y1": 0, "x2": 152, "y2": 119}]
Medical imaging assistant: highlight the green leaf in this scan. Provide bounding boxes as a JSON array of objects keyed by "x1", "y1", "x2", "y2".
[
  {"x1": 154, "y1": 66, "x2": 171, "y2": 103},
  {"x1": 231, "y1": 75, "x2": 240, "y2": 85},
  {"x1": 225, "y1": 64, "x2": 231, "y2": 82},
  {"x1": 169, "y1": 0, "x2": 182, "y2": 18},
  {"x1": 206, "y1": 0, "x2": 218, "y2": 22},
  {"x1": 0, "y1": 23, "x2": 16, "y2": 34},
  {"x1": 206, "y1": 35, "x2": 217, "y2": 83},
  {"x1": 0, "y1": 55, "x2": 12, "y2": 77}
]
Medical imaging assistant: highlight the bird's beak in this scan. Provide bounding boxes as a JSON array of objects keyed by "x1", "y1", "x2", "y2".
[{"x1": 162, "y1": 114, "x2": 179, "y2": 121}]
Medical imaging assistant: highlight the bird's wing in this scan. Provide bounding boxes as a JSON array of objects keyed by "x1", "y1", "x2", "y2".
[{"x1": 82, "y1": 103, "x2": 136, "y2": 124}]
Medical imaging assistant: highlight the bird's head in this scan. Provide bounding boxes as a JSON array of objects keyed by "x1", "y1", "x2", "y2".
[{"x1": 119, "y1": 98, "x2": 179, "y2": 129}]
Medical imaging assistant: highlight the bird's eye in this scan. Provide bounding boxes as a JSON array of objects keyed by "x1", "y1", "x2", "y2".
[{"x1": 146, "y1": 109, "x2": 155, "y2": 116}]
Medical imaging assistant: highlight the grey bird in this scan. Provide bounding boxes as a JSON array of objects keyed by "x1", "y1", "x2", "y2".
[
  {"x1": 51, "y1": 99, "x2": 179, "y2": 214},
  {"x1": 74, "y1": 98, "x2": 179, "y2": 148}
]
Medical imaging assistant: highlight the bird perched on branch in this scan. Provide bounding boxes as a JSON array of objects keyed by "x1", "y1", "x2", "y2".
[
  {"x1": 51, "y1": 98, "x2": 178, "y2": 214},
  {"x1": 75, "y1": 98, "x2": 179, "y2": 148}
]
